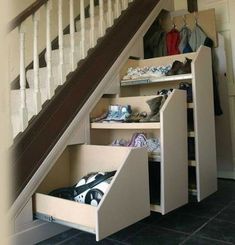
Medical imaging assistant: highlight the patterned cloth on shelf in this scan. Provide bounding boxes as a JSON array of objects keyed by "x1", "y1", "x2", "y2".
[
  {"x1": 111, "y1": 133, "x2": 161, "y2": 161},
  {"x1": 122, "y1": 64, "x2": 172, "y2": 80}
]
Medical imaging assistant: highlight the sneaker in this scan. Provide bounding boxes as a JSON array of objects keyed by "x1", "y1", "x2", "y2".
[
  {"x1": 104, "y1": 105, "x2": 132, "y2": 122},
  {"x1": 128, "y1": 133, "x2": 147, "y2": 147}
]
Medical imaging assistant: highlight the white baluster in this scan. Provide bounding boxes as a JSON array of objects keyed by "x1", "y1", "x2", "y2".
[
  {"x1": 99, "y1": 0, "x2": 104, "y2": 37},
  {"x1": 19, "y1": 28, "x2": 28, "y2": 131},
  {"x1": 122, "y1": 0, "x2": 128, "y2": 10},
  {"x1": 33, "y1": 13, "x2": 41, "y2": 114},
  {"x1": 90, "y1": 0, "x2": 95, "y2": 48},
  {"x1": 46, "y1": 1, "x2": 54, "y2": 99},
  {"x1": 58, "y1": 0, "x2": 64, "y2": 85},
  {"x1": 107, "y1": 0, "x2": 113, "y2": 27},
  {"x1": 70, "y1": 0, "x2": 75, "y2": 71},
  {"x1": 115, "y1": 0, "x2": 120, "y2": 18},
  {"x1": 80, "y1": 0, "x2": 85, "y2": 58}
]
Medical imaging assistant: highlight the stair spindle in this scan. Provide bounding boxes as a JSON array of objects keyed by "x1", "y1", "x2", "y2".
[
  {"x1": 70, "y1": 0, "x2": 75, "y2": 71},
  {"x1": 90, "y1": 0, "x2": 95, "y2": 48},
  {"x1": 107, "y1": 0, "x2": 113, "y2": 27},
  {"x1": 80, "y1": 0, "x2": 85, "y2": 58},
  {"x1": 115, "y1": 0, "x2": 120, "y2": 18},
  {"x1": 19, "y1": 28, "x2": 28, "y2": 131},
  {"x1": 46, "y1": 1, "x2": 54, "y2": 99},
  {"x1": 122, "y1": 0, "x2": 128, "y2": 10},
  {"x1": 33, "y1": 13, "x2": 41, "y2": 114},
  {"x1": 58, "y1": 0, "x2": 64, "y2": 85},
  {"x1": 99, "y1": 0, "x2": 104, "y2": 37}
]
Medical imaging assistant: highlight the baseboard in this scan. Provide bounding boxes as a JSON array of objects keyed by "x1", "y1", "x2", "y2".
[
  {"x1": 10, "y1": 220, "x2": 69, "y2": 245},
  {"x1": 218, "y1": 170, "x2": 235, "y2": 180}
]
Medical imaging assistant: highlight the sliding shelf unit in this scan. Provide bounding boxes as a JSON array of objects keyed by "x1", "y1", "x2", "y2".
[
  {"x1": 119, "y1": 45, "x2": 217, "y2": 202},
  {"x1": 34, "y1": 145, "x2": 150, "y2": 241},
  {"x1": 90, "y1": 91, "x2": 188, "y2": 215}
]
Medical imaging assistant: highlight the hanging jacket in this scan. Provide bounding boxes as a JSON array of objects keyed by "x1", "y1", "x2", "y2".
[
  {"x1": 189, "y1": 24, "x2": 207, "y2": 52},
  {"x1": 166, "y1": 28, "x2": 180, "y2": 55},
  {"x1": 179, "y1": 26, "x2": 192, "y2": 53}
]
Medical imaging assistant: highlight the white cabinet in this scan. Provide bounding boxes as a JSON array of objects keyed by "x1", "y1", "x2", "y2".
[
  {"x1": 90, "y1": 91, "x2": 188, "y2": 214},
  {"x1": 117, "y1": 45, "x2": 217, "y2": 202}
]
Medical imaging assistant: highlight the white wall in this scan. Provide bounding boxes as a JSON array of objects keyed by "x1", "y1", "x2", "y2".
[
  {"x1": 1, "y1": 0, "x2": 12, "y2": 244},
  {"x1": 197, "y1": 0, "x2": 235, "y2": 178}
]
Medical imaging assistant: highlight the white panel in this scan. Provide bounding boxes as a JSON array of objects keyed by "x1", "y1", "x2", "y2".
[
  {"x1": 193, "y1": 46, "x2": 217, "y2": 200},
  {"x1": 214, "y1": 34, "x2": 234, "y2": 172},
  {"x1": 97, "y1": 148, "x2": 150, "y2": 241},
  {"x1": 161, "y1": 90, "x2": 188, "y2": 214}
]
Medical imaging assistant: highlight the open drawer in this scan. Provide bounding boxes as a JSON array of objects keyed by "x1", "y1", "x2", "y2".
[
  {"x1": 90, "y1": 90, "x2": 188, "y2": 215},
  {"x1": 33, "y1": 145, "x2": 150, "y2": 241}
]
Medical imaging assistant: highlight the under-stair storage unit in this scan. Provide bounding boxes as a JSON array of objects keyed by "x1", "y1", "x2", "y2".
[
  {"x1": 33, "y1": 145, "x2": 150, "y2": 241},
  {"x1": 118, "y1": 45, "x2": 217, "y2": 202},
  {"x1": 90, "y1": 90, "x2": 188, "y2": 214}
]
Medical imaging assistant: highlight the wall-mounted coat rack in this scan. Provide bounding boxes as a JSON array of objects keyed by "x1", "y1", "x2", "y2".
[{"x1": 170, "y1": 9, "x2": 217, "y2": 47}]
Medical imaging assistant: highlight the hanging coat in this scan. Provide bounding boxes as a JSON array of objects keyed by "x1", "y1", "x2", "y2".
[
  {"x1": 189, "y1": 24, "x2": 207, "y2": 52},
  {"x1": 179, "y1": 26, "x2": 192, "y2": 53},
  {"x1": 166, "y1": 28, "x2": 180, "y2": 55}
]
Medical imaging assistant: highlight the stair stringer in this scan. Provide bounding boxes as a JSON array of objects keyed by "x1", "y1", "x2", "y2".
[{"x1": 9, "y1": 0, "x2": 174, "y2": 243}]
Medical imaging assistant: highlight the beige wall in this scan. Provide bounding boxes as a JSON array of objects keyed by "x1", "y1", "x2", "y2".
[{"x1": 174, "y1": 0, "x2": 187, "y2": 11}]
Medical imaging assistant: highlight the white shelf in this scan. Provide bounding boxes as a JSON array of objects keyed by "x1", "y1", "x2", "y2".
[
  {"x1": 121, "y1": 74, "x2": 193, "y2": 87},
  {"x1": 91, "y1": 122, "x2": 161, "y2": 130}
]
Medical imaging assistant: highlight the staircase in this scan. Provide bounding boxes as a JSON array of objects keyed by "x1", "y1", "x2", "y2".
[
  {"x1": 9, "y1": 0, "x2": 174, "y2": 235},
  {"x1": 10, "y1": 0, "x2": 125, "y2": 138}
]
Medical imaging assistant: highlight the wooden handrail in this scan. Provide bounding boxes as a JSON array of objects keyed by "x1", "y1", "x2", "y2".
[{"x1": 8, "y1": 0, "x2": 48, "y2": 32}]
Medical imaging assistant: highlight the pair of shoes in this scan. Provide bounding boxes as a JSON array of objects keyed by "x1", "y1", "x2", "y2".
[
  {"x1": 166, "y1": 58, "x2": 192, "y2": 76},
  {"x1": 178, "y1": 82, "x2": 193, "y2": 102},
  {"x1": 104, "y1": 105, "x2": 132, "y2": 122}
]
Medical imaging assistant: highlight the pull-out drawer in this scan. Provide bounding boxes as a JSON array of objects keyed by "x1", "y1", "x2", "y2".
[{"x1": 33, "y1": 145, "x2": 150, "y2": 241}]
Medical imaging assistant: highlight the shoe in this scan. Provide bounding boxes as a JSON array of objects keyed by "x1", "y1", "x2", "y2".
[
  {"x1": 179, "y1": 82, "x2": 193, "y2": 102},
  {"x1": 157, "y1": 88, "x2": 173, "y2": 96},
  {"x1": 177, "y1": 58, "x2": 192, "y2": 74},
  {"x1": 140, "y1": 96, "x2": 163, "y2": 122},
  {"x1": 104, "y1": 105, "x2": 132, "y2": 122},
  {"x1": 128, "y1": 133, "x2": 147, "y2": 147},
  {"x1": 126, "y1": 111, "x2": 147, "y2": 122},
  {"x1": 166, "y1": 60, "x2": 184, "y2": 76},
  {"x1": 104, "y1": 105, "x2": 120, "y2": 121}
]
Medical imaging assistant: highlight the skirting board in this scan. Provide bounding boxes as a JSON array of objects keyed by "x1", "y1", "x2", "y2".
[
  {"x1": 10, "y1": 220, "x2": 69, "y2": 245},
  {"x1": 218, "y1": 170, "x2": 235, "y2": 180}
]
